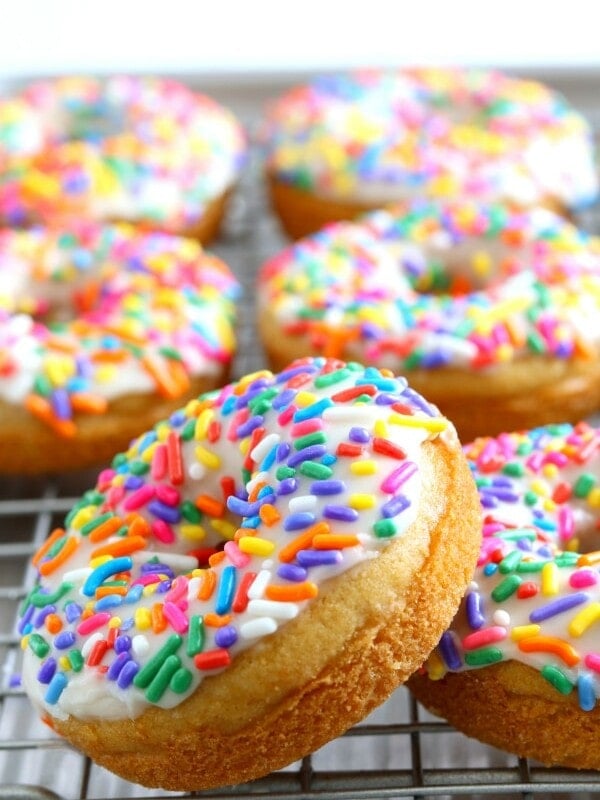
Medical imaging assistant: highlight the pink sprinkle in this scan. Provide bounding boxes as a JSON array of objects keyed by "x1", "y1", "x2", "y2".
[
  {"x1": 542, "y1": 451, "x2": 569, "y2": 468},
  {"x1": 97, "y1": 469, "x2": 116, "y2": 488},
  {"x1": 380, "y1": 461, "x2": 417, "y2": 494},
  {"x1": 162, "y1": 601, "x2": 189, "y2": 634},
  {"x1": 558, "y1": 506, "x2": 575, "y2": 542},
  {"x1": 224, "y1": 540, "x2": 251, "y2": 568},
  {"x1": 570, "y1": 568, "x2": 599, "y2": 589},
  {"x1": 483, "y1": 522, "x2": 504, "y2": 538},
  {"x1": 290, "y1": 418, "x2": 324, "y2": 437},
  {"x1": 106, "y1": 485, "x2": 125, "y2": 508},
  {"x1": 76, "y1": 612, "x2": 112, "y2": 635},
  {"x1": 277, "y1": 405, "x2": 295, "y2": 427},
  {"x1": 227, "y1": 408, "x2": 249, "y2": 442},
  {"x1": 462, "y1": 626, "x2": 507, "y2": 651},
  {"x1": 131, "y1": 573, "x2": 164, "y2": 587},
  {"x1": 525, "y1": 452, "x2": 544, "y2": 473},
  {"x1": 151, "y1": 519, "x2": 176, "y2": 544},
  {"x1": 165, "y1": 575, "x2": 189, "y2": 604},
  {"x1": 585, "y1": 653, "x2": 600, "y2": 673},
  {"x1": 123, "y1": 484, "x2": 156, "y2": 511},
  {"x1": 151, "y1": 444, "x2": 167, "y2": 480},
  {"x1": 156, "y1": 484, "x2": 181, "y2": 506}
]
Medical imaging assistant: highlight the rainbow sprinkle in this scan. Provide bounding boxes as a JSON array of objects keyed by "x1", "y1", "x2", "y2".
[
  {"x1": 0, "y1": 76, "x2": 246, "y2": 232},
  {"x1": 423, "y1": 421, "x2": 600, "y2": 711},
  {"x1": 19, "y1": 357, "x2": 446, "y2": 719},
  {"x1": 262, "y1": 67, "x2": 598, "y2": 210}
]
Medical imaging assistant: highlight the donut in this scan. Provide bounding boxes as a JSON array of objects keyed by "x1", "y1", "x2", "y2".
[
  {"x1": 257, "y1": 200, "x2": 600, "y2": 443},
  {"x1": 261, "y1": 67, "x2": 598, "y2": 239},
  {"x1": 0, "y1": 222, "x2": 239, "y2": 474},
  {"x1": 0, "y1": 76, "x2": 246, "y2": 242},
  {"x1": 409, "y1": 421, "x2": 600, "y2": 769},
  {"x1": 18, "y1": 357, "x2": 481, "y2": 791}
]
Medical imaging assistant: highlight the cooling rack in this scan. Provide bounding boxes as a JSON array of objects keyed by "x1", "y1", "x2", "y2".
[{"x1": 2, "y1": 75, "x2": 600, "y2": 800}]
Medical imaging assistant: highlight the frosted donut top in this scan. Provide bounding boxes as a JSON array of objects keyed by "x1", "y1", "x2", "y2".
[
  {"x1": 424, "y1": 422, "x2": 600, "y2": 712},
  {"x1": 0, "y1": 76, "x2": 246, "y2": 231},
  {"x1": 19, "y1": 357, "x2": 448, "y2": 720},
  {"x1": 259, "y1": 200, "x2": 600, "y2": 370},
  {"x1": 262, "y1": 68, "x2": 598, "y2": 210},
  {"x1": 0, "y1": 223, "x2": 239, "y2": 434}
]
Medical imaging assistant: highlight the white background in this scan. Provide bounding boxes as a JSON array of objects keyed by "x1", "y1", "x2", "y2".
[{"x1": 0, "y1": 0, "x2": 599, "y2": 78}]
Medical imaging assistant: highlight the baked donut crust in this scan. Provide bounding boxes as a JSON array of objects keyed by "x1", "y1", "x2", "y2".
[{"x1": 48, "y1": 428, "x2": 480, "y2": 790}]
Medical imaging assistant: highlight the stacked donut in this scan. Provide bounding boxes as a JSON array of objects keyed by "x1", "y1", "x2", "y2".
[{"x1": 9, "y1": 65, "x2": 600, "y2": 791}]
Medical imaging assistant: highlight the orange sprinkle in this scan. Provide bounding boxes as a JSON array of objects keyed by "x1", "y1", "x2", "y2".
[
  {"x1": 126, "y1": 514, "x2": 151, "y2": 538},
  {"x1": 577, "y1": 551, "x2": 600, "y2": 567},
  {"x1": 44, "y1": 613, "x2": 63, "y2": 634},
  {"x1": 195, "y1": 494, "x2": 225, "y2": 518},
  {"x1": 90, "y1": 535, "x2": 148, "y2": 560},
  {"x1": 259, "y1": 503, "x2": 281, "y2": 526},
  {"x1": 70, "y1": 392, "x2": 108, "y2": 415},
  {"x1": 197, "y1": 569, "x2": 217, "y2": 601},
  {"x1": 151, "y1": 603, "x2": 167, "y2": 633},
  {"x1": 38, "y1": 535, "x2": 78, "y2": 576},
  {"x1": 248, "y1": 481, "x2": 268, "y2": 503},
  {"x1": 208, "y1": 550, "x2": 226, "y2": 568},
  {"x1": 518, "y1": 635, "x2": 580, "y2": 667},
  {"x1": 103, "y1": 323, "x2": 146, "y2": 346},
  {"x1": 278, "y1": 521, "x2": 330, "y2": 563},
  {"x1": 312, "y1": 534, "x2": 361, "y2": 550},
  {"x1": 573, "y1": 336, "x2": 597, "y2": 360},
  {"x1": 141, "y1": 354, "x2": 183, "y2": 398},
  {"x1": 503, "y1": 317, "x2": 526, "y2": 348},
  {"x1": 44, "y1": 336, "x2": 78, "y2": 354},
  {"x1": 88, "y1": 516, "x2": 124, "y2": 543},
  {"x1": 24, "y1": 394, "x2": 77, "y2": 438},
  {"x1": 234, "y1": 527, "x2": 255, "y2": 542},
  {"x1": 204, "y1": 612, "x2": 232, "y2": 628},
  {"x1": 33, "y1": 527, "x2": 67, "y2": 567},
  {"x1": 89, "y1": 348, "x2": 129, "y2": 363},
  {"x1": 95, "y1": 586, "x2": 128, "y2": 599},
  {"x1": 266, "y1": 582, "x2": 318, "y2": 602}
]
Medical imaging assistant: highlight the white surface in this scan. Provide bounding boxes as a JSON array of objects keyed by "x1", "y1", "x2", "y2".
[{"x1": 1, "y1": 0, "x2": 600, "y2": 78}]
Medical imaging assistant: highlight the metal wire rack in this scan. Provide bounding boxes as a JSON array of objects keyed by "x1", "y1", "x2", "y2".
[{"x1": 2, "y1": 75, "x2": 600, "y2": 800}]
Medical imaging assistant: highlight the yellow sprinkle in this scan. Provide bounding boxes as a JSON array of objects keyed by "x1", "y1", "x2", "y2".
[
  {"x1": 180, "y1": 525, "x2": 206, "y2": 542},
  {"x1": 70, "y1": 506, "x2": 96, "y2": 530},
  {"x1": 238, "y1": 536, "x2": 276, "y2": 557},
  {"x1": 541, "y1": 562, "x2": 559, "y2": 596},
  {"x1": 210, "y1": 519, "x2": 237, "y2": 540},
  {"x1": 195, "y1": 446, "x2": 221, "y2": 470},
  {"x1": 542, "y1": 463, "x2": 559, "y2": 479},
  {"x1": 95, "y1": 364, "x2": 118, "y2": 384},
  {"x1": 349, "y1": 494, "x2": 376, "y2": 510},
  {"x1": 89, "y1": 554, "x2": 112, "y2": 569},
  {"x1": 239, "y1": 438, "x2": 250, "y2": 456},
  {"x1": 542, "y1": 498, "x2": 557, "y2": 513},
  {"x1": 389, "y1": 413, "x2": 447, "y2": 433},
  {"x1": 134, "y1": 607, "x2": 152, "y2": 630},
  {"x1": 569, "y1": 602, "x2": 600, "y2": 638},
  {"x1": 588, "y1": 488, "x2": 600, "y2": 508},
  {"x1": 108, "y1": 616, "x2": 122, "y2": 629},
  {"x1": 427, "y1": 651, "x2": 447, "y2": 681},
  {"x1": 511, "y1": 624, "x2": 541, "y2": 641},
  {"x1": 350, "y1": 460, "x2": 377, "y2": 476},
  {"x1": 59, "y1": 656, "x2": 71, "y2": 671},
  {"x1": 155, "y1": 422, "x2": 171, "y2": 442},
  {"x1": 195, "y1": 409, "x2": 214, "y2": 440},
  {"x1": 142, "y1": 584, "x2": 158, "y2": 597},
  {"x1": 44, "y1": 355, "x2": 75, "y2": 386},
  {"x1": 530, "y1": 478, "x2": 550, "y2": 497},
  {"x1": 21, "y1": 634, "x2": 29, "y2": 651},
  {"x1": 294, "y1": 391, "x2": 317, "y2": 408},
  {"x1": 373, "y1": 419, "x2": 388, "y2": 438}
]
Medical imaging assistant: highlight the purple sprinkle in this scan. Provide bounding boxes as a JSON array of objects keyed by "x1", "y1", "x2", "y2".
[
  {"x1": 310, "y1": 480, "x2": 346, "y2": 496},
  {"x1": 375, "y1": 393, "x2": 398, "y2": 406},
  {"x1": 54, "y1": 631, "x2": 77, "y2": 650},
  {"x1": 439, "y1": 631, "x2": 462, "y2": 670},
  {"x1": 156, "y1": 580, "x2": 172, "y2": 594},
  {"x1": 107, "y1": 652, "x2": 131, "y2": 681},
  {"x1": 480, "y1": 495, "x2": 498, "y2": 509},
  {"x1": 236, "y1": 415, "x2": 265, "y2": 438},
  {"x1": 18, "y1": 604, "x2": 35, "y2": 635},
  {"x1": 323, "y1": 505, "x2": 359, "y2": 522},
  {"x1": 64, "y1": 602, "x2": 83, "y2": 624},
  {"x1": 349, "y1": 427, "x2": 370, "y2": 443},
  {"x1": 381, "y1": 494, "x2": 410, "y2": 518},
  {"x1": 215, "y1": 625, "x2": 238, "y2": 648},
  {"x1": 169, "y1": 409, "x2": 187, "y2": 427},
  {"x1": 287, "y1": 444, "x2": 328, "y2": 468},
  {"x1": 272, "y1": 388, "x2": 296, "y2": 410},
  {"x1": 480, "y1": 487, "x2": 519, "y2": 503},
  {"x1": 400, "y1": 386, "x2": 435, "y2": 416},
  {"x1": 276, "y1": 364, "x2": 317, "y2": 383},
  {"x1": 227, "y1": 496, "x2": 263, "y2": 516},
  {"x1": 466, "y1": 592, "x2": 485, "y2": 630},
  {"x1": 296, "y1": 549, "x2": 343, "y2": 567},
  {"x1": 276, "y1": 442, "x2": 291, "y2": 462},
  {"x1": 37, "y1": 658, "x2": 57, "y2": 684},
  {"x1": 141, "y1": 562, "x2": 174, "y2": 578},
  {"x1": 33, "y1": 605, "x2": 56, "y2": 628},
  {"x1": 124, "y1": 475, "x2": 144, "y2": 491},
  {"x1": 284, "y1": 512, "x2": 317, "y2": 531},
  {"x1": 51, "y1": 388, "x2": 72, "y2": 420},
  {"x1": 529, "y1": 592, "x2": 589, "y2": 623},
  {"x1": 277, "y1": 478, "x2": 298, "y2": 495},
  {"x1": 114, "y1": 635, "x2": 132, "y2": 654},
  {"x1": 117, "y1": 660, "x2": 139, "y2": 689},
  {"x1": 147, "y1": 500, "x2": 182, "y2": 524},
  {"x1": 277, "y1": 563, "x2": 308, "y2": 582}
]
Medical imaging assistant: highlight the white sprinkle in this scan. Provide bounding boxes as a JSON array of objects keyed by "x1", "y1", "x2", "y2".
[
  {"x1": 240, "y1": 617, "x2": 278, "y2": 639},
  {"x1": 187, "y1": 576, "x2": 201, "y2": 601},
  {"x1": 288, "y1": 494, "x2": 317, "y2": 513},
  {"x1": 251, "y1": 432, "x2": 280, "y2": 463},
  {"x1": 188, "y1": 462, "x2": 205, "y2": 481},
  {"x1": 131, "y1": 634, "x2": 150, "y2": 658},
  {"x1": 247, "y1": 599, "x2": 299, "y2": 620},
  {"x1": 62, "y1": 567, "x2": 92, "y2": 584},
  {"x1": 247, "y1": 569, "x2": 271, "y2": 600},
  {"x1": 493, "y1": 609, "x2": 511, "y2": 627},
  {"x1": 81, "y1": 632, "x2": 103, "y2": 658}
]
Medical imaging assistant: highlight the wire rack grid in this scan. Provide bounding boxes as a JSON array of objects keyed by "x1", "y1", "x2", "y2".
[{"x1": 2, "y1": 82, "x2": 600, "y2": 800}]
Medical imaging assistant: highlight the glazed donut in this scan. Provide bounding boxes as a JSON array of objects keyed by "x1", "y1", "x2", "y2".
[
  {"x1": 0, "y1": 222, "x2": 239, "y2": 474},
  {"x1": 0, "y1": 76, "x2": 246, "y2": 242},
  {"x1": 258, "y1": 200, "x2": 600, "y2": 442},
  {"x1": 409, "y1": 421, "x2": 600, "y2": 770},
  {"x1": 261, "y1": 67, "x2": 598, "y2": 239},
  {"x1": 18, "y1": 357, "x2": 481, "y2": 791}
]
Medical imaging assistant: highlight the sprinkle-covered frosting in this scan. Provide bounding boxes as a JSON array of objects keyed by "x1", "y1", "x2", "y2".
[
  {"x1": 0, "y1": 222, "x2": 239, "y2": 435},
  {"x1": 19, "y1": 357, "x2": 447, "y2": 720},
  {"x1": 423, "y1": 421, "x2": 600, "y2": 711},
  {"x1": 259, "y1": 200, "x2": 600, "y2": 370},
  {"x1": 0, "y1": 76, "x2": 246, "y2": 232},
  {"x1": 262, "y1": 68, "x2": 598, "y2": 210}
]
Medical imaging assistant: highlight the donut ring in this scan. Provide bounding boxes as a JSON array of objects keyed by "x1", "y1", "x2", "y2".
[
  {"x1": 18, "y1": 357, "x2": 481, "y2": 791},
  {"x1": 0, "y1": 76, "x2": 246, "y2": 241},
  {"x1": 258, "y1": 200, "x2": 600, "y2": 442},
  {"x1": 0, "y1": 222, "x2": 239, "y2": 474},
  {"x1": 262, "y1": 67, "x2": 598, "y2": 239},
  {"x1": 410, "y1": 421, "x2": 600, "y2": 769}
]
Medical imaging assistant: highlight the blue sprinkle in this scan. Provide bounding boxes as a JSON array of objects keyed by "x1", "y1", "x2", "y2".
[
  {"x1": 241, "y1": 515, "x2": 261, "y2": 529},
  {"x1": 215, "y1": 566, "x2": 237, "y2": 615},
  {"x1": 284, "y1": 512, "x2": 316, "y2": 531},
  {"x1": 45, "y1": 672, "x2": 68, "y2": 705},
  {"x1": 321, "y1": 454, "x2": 337, "y2": 466},
  {"x1": 64, "y1": 603, "x2": 82, "y2": 624},
  {"x1": 18, "y1": 605, "x2": 35, "y2": 635},
  {"x1": 124, "y1": 584, "x2": 144, "y2": 604},
  {"x1": 221, "y1": 395, "x2": 237, "y2": 415},
  {"x1": 124, "y1": 475, "x2": 144, "y2": 491},
  {"x1": 484, "y1": 563, "x2": 498, "y2": 576},
  {"x1": 578, "y1": 673, "x2": 596, "y2": 711},
  {"x1": 260, "y1": 445, "x2": 278, "y2": 472},
  {"x1": 292, "y1": 398, "x2": 334, "y2": 422},
  {"x1": 95, "y1": 594, "x2": 124, "y2": 610}
]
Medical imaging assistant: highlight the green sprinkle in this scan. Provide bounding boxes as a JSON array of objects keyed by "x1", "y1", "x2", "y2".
[
  {"x1": 555, "y1": 551, "x2": 580, "y2": 568},
  {"x1": 541, "y1": 664, "x2": 573, "y2": 695},
  {"x1": 464, "y1": 647, "x2": 503, "y2": 667},
  {"x1": 373, "y1": 519, "x2": 397, "y2": 538},
  {"x1": 33, "y1": 374, "x2": 53, "y2": 397},
  {"x1": 69, "y1": 649, "x2": 84, "y2": 672},
  {"x1": 293, "y1": 432, "x2": 327, "y2": 450},
  {"x1": 181, "y1": 419, "x2": 196, "y2": 441},
  {"x1": 526, "y1": 331, "x2": 546, "y2": 354},
  {"x1": 298, "y1": 461, "x2": 333, "y2": 479},
  {"x1": 170, "y1": 667, "x2": 193, "y2": 695},
  {"x1": 491, "y1": 574, "x2": 522, "y2": 602},
  {"x1": 524, "y1": 491, "x2": 539, "y2": 506},
  {"x1": 28, "y1": 633, "x2": 50, "y2": 658},
  {"x1": 574, "y1": 473, "x2": 596, "y2": 498},
  {"x1": 186, "y1": 615, "x2": 205, "y2": 657},
  {"x1": 159, "y1": 345, "x2": 183, "y2": 361},
  {"x1": 30, "y1": 582, "x2": 74, "y2": 608},
  {"x1": 145, "y1": 655, "x2": 182, "y2": 703},
  {"x1": 181, "y1": 501, "x2": 202, "y2": 524},
  {"x1": 129, "y1": 460, "x2": 150, "y2": 476},
  {"x1": 276, "y1": 466, "x2": 296, "y2": 480},
  {"x1": 516, "y1": 560, "x2": 546, "y2": 573},
  {"x1": 133, "y1": 634, "x2": 183, "y2": 689},
  {"x1": 502, "y1": 462, "x2": 525, "y2": 477},
  {"x1": 81, "y1": 512, "x2": 114, "y2": 537},
  {"x1": 499, "y1": 550, "x2": 522, "y2": 574},
  {"x1": 314, "y1": 367, "x2": 351, "y2": 388},
  {"x1": 496, "y1": 529, "x2": 537, "y2": 542}
]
